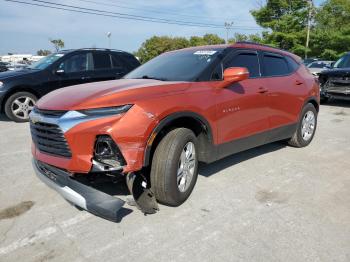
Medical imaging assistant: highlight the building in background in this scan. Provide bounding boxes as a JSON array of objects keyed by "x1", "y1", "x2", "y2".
[{"x1": 0, "y1": 54, "x2": 44, "y2": 64}]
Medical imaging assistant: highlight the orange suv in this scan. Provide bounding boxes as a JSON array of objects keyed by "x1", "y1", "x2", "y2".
[{"x1": 30, "y1": 42, "x2": 320, "y2": 220}]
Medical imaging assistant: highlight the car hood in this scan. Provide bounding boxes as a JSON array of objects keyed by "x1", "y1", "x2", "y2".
[
  {"x1": 319, "y1": 68, "x2": 350, "y2": 77},
  {"x1": 36, "y1": 79, "x2": 191, "y2": 110},
  {"x1": 0, "y1": 68, "x2": 37, "y2": 80}
]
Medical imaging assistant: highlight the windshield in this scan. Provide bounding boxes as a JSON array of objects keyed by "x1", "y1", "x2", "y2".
[
  {"x1": 125, "y1": 48, "x2": 223, "y2": 81},
  {"x1": 333, "y1": 55, "x2": 350, "y2": 69},
  {"x1": 28, "y1": 53, "x2": 65, "y2": 70}
]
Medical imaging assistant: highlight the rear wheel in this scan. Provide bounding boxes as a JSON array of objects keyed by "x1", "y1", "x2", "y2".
[
  {"x1": 288, "y1": 103, "x2": 317, "y2": 147},
  {"x1": 4, "y1": 92, "x2": 37, "y2": 122},
  {"x1": 150, "y1": 128, "x2": 198, "y2": 206}
]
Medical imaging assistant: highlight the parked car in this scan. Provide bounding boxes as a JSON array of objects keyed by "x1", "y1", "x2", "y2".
[
  {"x1": 319, "y1": 52, "x2": 350, "y2": 102},
  {"x1": 7, "y1": 63, "x2": 29, "y2": 71},
  {"x1": 0, "y1": 62, "x2": 10, "y2": 72},
  {"x1": 303, "y1": 57, "x2": 319, "y2": 66},
  {"x1": 0, "y1": 48, "x2": 140, "y2": 122},
  {"x1": 30, "y1": 42, "x2": 319, "y2": 221},
  {"x1": 307, "y1": 60, "x2": 334, "y2": 76}
]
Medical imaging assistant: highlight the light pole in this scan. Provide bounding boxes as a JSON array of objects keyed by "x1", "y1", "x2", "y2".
[
  {"x1": 224, "y1": 22, "x2": 234, "y2": 44},
  {"x1": 107, "y1": 32, "x2": 111, "y2": 49},
  {"x1": 305, "y1": 0, "x2": 313, "y2": 59}
]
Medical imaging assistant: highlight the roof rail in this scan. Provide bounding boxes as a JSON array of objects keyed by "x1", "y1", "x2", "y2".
[
  {"x1": 235, "y1": 41, "x2": 290, "y2": 53},
  {"x1": 59, "y1": 48, "x2": 127, "y2": 53}
]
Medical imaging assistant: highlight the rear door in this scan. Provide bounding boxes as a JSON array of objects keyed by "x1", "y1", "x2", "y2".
[
  {"x1": 92, "y1": 51, "x2": 126, "y2": 81},
  {"x1": 261, "y1": 52, "x2": 304, "y2": 129},
  {"x1": 215, "y1": 49, "x2": 270, "y2": 156}
]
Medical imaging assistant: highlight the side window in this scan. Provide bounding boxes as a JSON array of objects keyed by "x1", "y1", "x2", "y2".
[
  {"x1": 58, "y1": 53, "x2": 88, "y2": 73},
  {"x1": 262, "y1": 54, "x2": 291, "y2": 77},
  {"x1": 110, "y1": 54, "x2": 124, "y2": 69},
  {"x1": 224, "y1": 52, "x2": 260, "y2": 78},
  {"x1": 93, "y1": 52, "x2": 112, "y2": 70}
]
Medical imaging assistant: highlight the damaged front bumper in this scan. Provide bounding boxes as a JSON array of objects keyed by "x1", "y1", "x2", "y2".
[
  {"x1": 33, "y1": 159, "x2": 159, "y2": 221},
  {"x1": 33, "y1": 159, "x2": 125, "y2": 221}
]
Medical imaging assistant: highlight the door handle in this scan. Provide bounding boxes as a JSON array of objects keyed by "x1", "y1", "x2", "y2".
[
  {"x1": 258, "y1": 87, "x2": 268, "y2": 94},
  {"x1": 81, "y1": 76, "x2": 91, "y2": 80},
  {"x1": 295, "y1": 80, "x2": 304, "y2": 85}
]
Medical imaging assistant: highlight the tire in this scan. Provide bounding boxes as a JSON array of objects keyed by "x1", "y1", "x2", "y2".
[
  {"x1": 150, "y1": 128, "x2": 198, "y2": 206},
  {"x1": 288, "y1": 103, "x2": 317, "y2": 148},
  {"x1": 4, "y1": 92, "x2": 37, "y2": 122}
]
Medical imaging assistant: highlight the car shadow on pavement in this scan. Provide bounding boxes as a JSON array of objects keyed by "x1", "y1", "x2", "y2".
[
  {"x1": 0, "y1": 113, "x2": 11, "y2": 122},
  {"x1": 199, "y1": 142, "x2": 286, "y2": 178},
  {"x1": 322, "y1": 100, "x2": 350, "y2": 108}
]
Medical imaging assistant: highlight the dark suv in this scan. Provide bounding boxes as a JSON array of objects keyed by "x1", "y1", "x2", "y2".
[
  {"x1": 0, "y1": 48, "x2": 140, "y2": 122},
  {"x1": 319, "y1": 52, "x2": 350, "y2": 102}
]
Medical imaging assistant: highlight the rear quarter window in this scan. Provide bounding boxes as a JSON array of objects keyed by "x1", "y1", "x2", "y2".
[
  {"x1": 285, "y1": 56, "x2": 300, "y2": 72},
  {"x1": 110, "y1": 52, "x2": 140, "y2": 71}
]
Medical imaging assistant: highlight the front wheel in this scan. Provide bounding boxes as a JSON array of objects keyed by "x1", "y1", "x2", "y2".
[
  {"x1": 4, "y1": 92, "x2": 37, "y2": 122},
  {"x1": 150, "y1": 128, "x2": 198, "y2": 206},
  {"x1": 288, "y1": 103, "x2": 318, "y2": 147}
]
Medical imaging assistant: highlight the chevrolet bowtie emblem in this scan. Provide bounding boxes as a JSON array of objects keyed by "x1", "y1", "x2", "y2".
[{"x1": 30, "y1": 114, "x2": 43, "y2": 124}]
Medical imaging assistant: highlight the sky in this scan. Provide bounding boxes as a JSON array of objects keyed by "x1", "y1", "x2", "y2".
[{"x1": 0, "y1": 0, "x2": 326, "y2": 55}]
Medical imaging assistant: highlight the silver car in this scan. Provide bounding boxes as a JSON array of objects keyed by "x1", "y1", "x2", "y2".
[{"x1": 307, "y1": 61, "x2": 334, "y2": 76}]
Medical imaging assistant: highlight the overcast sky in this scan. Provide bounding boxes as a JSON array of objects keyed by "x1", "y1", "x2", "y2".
[{"x1": 0, "y1": 0, "x2": 325, "y2": 55}]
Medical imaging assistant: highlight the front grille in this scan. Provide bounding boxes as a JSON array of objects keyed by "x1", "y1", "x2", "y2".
[{"x1": 30, "y1": 122, "x2": 72, "y2": 158}]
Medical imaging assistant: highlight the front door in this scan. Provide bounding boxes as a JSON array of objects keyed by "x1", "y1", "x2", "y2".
[
  {"x1": 57, "y1": 52, "x2": 94, "y2": 88},
  {"x1": 216, "y1": 50, "x2": 270, "y2": 158}
]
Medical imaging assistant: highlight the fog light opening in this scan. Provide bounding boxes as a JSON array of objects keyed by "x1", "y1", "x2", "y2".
[{"x1": 92, "y1": 135, "x2": 126, "y2": 172}]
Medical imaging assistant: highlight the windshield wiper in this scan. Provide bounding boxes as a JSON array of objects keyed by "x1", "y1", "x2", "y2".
[{"x1": 138, "y1": 75, "x2": 168, "y2": 81}]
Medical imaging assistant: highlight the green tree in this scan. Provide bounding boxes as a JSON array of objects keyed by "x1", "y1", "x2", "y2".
[
  {"x1": 310, "y1": 0, "x2": 350, "y2": 59},
  {"x1": 135, "y1": 34, "x2": 225, "y2": 63},
  {"x1": 37, "y1": 49, "x2": 52, "y2": 56},
  {"x1": 251, "y1": 0, "x2": 310, "y2": 56},
  {"x1": 50, "y1": 39, "x2": 65, "y2": 52},
  {"x1": 228, "y1": 33, "x2": 264, "y2": 43}
]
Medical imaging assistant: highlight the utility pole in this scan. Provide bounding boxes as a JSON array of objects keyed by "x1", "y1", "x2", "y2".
[
  {"x1": 107, "y1": 32, "x2": 111, "y2": 49},
  {"x1": 224, "y1": 22, "x2": 234, "y2": 44},
  {"x1": 305, "y1": 0, "x2": 313, "y2": 59}
]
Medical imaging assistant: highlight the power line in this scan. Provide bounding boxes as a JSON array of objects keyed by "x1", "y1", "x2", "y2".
[
  {"x1": 74, "y1": 0, "x2": 255, "y2": 23},
  {"x1": 4, "y1": 0, "x2": 222, "y2": 28},
  {"x1": 4, "y1": 0, "x2": 262, "y2": 30},
  {"x1": 30, "y1": 0, "x2": 226, "y2": 28}
]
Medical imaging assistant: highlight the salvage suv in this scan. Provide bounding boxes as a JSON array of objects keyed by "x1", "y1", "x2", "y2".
[{"x1": 30, "y1": 42, "x2": 320, "y2": 220}]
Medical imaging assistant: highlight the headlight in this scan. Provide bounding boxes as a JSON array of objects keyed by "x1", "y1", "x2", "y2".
[
  {"x1": 78, "y1": 104, "x2": 133, "y2": 116},
  {"x1": 0, "y1": 81, "x2": 3, "y2": 88}
]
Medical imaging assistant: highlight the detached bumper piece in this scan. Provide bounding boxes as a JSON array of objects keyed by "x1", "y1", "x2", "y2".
[
  {"x1": 33, "y1": 159, "x2": 125, "y2": 221},
  {"x1": 126, "y1": 172, "x2": 159, "y2": 214}
]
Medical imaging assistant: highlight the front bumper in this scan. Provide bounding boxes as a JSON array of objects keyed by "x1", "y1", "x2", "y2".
[{"x1": 33, "y1": 159, "x2": 125, "y2": 221}]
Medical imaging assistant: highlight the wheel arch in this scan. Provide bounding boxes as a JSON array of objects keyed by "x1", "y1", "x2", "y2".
[
  {"x1": 143, "y1": 111, "x2": 215, "y2": 167},
  {"x1": 304, "y1": 96, "x2": 319, "y2": 112},
  {"x1": 1, "y1": 86, "x2": 40, "y2": 112}
]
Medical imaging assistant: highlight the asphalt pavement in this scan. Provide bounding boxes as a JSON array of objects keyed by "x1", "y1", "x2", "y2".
[{"x1": 0, "y1": 101, "x2": 349, "y2": 262}]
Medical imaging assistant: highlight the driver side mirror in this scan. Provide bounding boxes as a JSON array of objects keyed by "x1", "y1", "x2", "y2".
[{"x1": 223, "y1": 67, "x2": 249, "y2": 83}]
